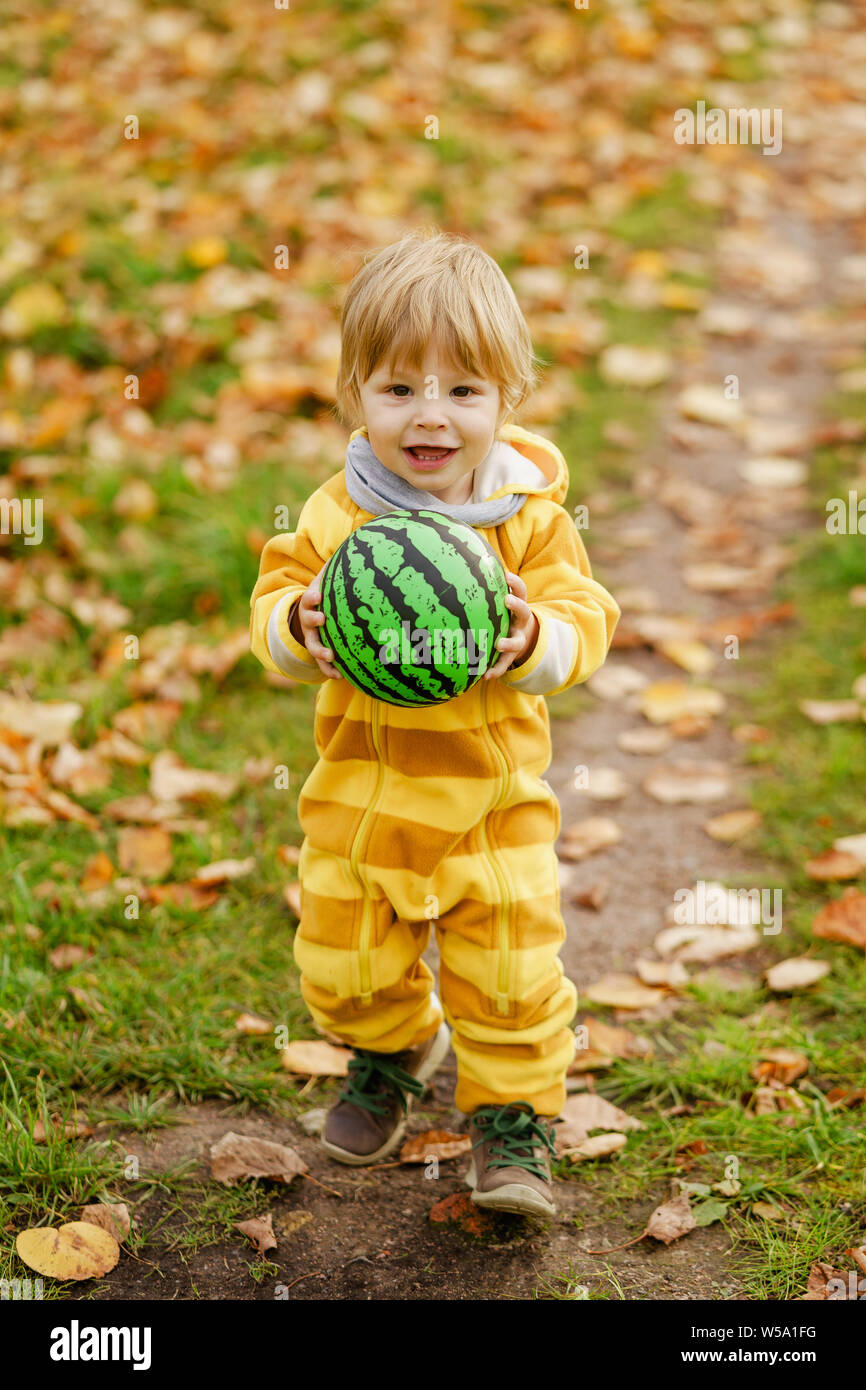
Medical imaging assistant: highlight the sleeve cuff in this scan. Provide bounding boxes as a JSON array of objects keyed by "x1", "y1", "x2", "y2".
[{"x1": 266, "y1": 594, "x2": 327, "y2": 682}]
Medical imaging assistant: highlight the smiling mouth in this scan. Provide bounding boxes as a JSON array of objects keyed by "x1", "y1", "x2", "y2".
[{"x1": 403, "y1": 445, "x2": 459, "y2": 468}]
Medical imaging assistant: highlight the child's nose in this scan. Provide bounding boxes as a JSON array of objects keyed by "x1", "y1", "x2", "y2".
[{"x1": 411, "y1": 399, "x2": 451, "y2": 427}]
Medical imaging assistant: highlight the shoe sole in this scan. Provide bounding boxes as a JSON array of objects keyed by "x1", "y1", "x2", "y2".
[
  {"x1": 464, "y1": 1158, "x2": 557, "y2": 1219},
  {"x1": 320, "y1": 1019, "x2": 451, "y2": 1166}
]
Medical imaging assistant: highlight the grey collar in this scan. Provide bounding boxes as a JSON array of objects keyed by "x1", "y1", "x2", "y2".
[{"x1": 344, "y1": 433, "x2": 530, "y2": 526}]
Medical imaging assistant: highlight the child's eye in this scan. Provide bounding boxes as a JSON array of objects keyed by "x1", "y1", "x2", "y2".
[{"x1": 451, "y1": 386, "x2": 477, "y2": 398}]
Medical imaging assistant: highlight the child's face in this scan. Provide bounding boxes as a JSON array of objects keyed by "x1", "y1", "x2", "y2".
[{"x1": 358, "y1": 347, "x2": 502, "y2": 504}]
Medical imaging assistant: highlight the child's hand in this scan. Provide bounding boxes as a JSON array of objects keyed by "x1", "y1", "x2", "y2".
[
  {"x1": 291, "y1": 563, "x2": 343, "y2": 680},
  {"x1": 484, "y1": 570, "x2": 539, "y2": 680}
]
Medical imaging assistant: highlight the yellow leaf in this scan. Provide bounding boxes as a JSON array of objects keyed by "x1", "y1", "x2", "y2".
[{"x1": 16, "y1": 1222, "x2": 120, "y2": 1280}]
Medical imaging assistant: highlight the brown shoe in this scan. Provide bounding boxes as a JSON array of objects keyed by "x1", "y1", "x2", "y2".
[
  {"x1": 321, "y1": 1019, "x2": 451, "y2": 1166},
  {"x1": 465, "y1": 1102, "x2": 558, "y2": 1218}
]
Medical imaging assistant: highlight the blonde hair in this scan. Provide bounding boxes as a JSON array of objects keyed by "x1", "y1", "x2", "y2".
[{"x1": 333, "y1": 227, "x2": 541, "y2": 431}]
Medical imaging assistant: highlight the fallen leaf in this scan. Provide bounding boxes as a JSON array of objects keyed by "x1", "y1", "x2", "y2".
[
  {"x1": 117, "y1": 826, "x2": 173, "y2": 880},
  {"x1": 751, "y1": 1049, "x2": 809, "y2": 1085},
  {"x1": 561, "y1": 1132, "x2": 627, "y2": 1161},
  {"x1": 637, "y1": 681, "x2": 725, "y2": 724},
  {"x1": 193, "y1": 856, "x2": 256, "y2": 885},
  {"x1": 582, "y1": 972, "x2": 668, "y2": 1010},
  {"x1": 48, "y1": 944, "x2": 93, "y2": 970},
  {"x1": 804, "y1": 849, "x2": 862, "y2": 881},
  {"x1": 738, "y1": 457, "x2": 807, "y2": 488},
  {"x1": 0, "y1": 694, "x2": 82, "y2": 745},
  {"x1": 645, "y1": 1192, "x2": 697, "y2": 1244},
  {"x1": 283, "y1": 882, "x2": 302, "y2": 918},
  {"x1": 399, "y1": 1130, "x2": 472, "y2": 1163},
  {"x1": 643, "y1": 760, "x2": 732, "y2": 803},
  {"x1": 16, "y1": 1222, "x2": 119, "y2": 1280},
  {"x1": 703, "y1": 809, "x2": 762, "y2": 841},
  {"x1": 558, "y1": 817, "x2": 621, "y2": 861},
  {"x1": 554, "y1": 1093, "x2": 644, "y2": 1151},
  {"x1": 833, "y1": 832, "x2": 866, "y2": 867},
  {"x1": 573, "y1": 767, "x2": 630, "y2": 801},
  {"x1": 677, "y1": 384, "x2": 743, "y2": 428},
  {"x1": 617, "y1": 726, "x2": 672, "y2": 755},
  {"x1": 209, "y1": 1132, "x2": 308, "y2": 1185},
  {"x1": 635, "y1": 958, "x2": 689, "y2": 988},
  {"x1": 280, "y1": 1040, "x2": 351, "y2": 1076},
  {"x1": 235, "y1": 1012, "x2": 272, "y2": 1036},
  {"x1": 812, "y1": 889, "x2": 866, "y2": 950},
  {"x1": 149, "y1": 749, "x2": 238, "y2": 802},
  {"x1": 573, "y1": 878, "x2": 609, "y2": 910},
  {"x1": 599, "y1": 344, "x2": 672, "y2": 388},
  {"x1": 765, "y1": 957, "x2": 831, "y2": 992},
  {"x1": 585, "y1": 663, "x2": 649, "y2": 701},
  {"x1": 78, "y1": 1203, "x2": 131, "y2": 1241},
  {"x1": 234, "y1": 1213, "x2": 277, "y2": 1256},
  {"x1": 799, "y1": 699, "x2": 862, "y2": 724}
]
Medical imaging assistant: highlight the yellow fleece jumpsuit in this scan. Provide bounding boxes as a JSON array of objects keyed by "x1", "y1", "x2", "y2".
[{"x1": 249, "y1": 424, "x2": 620, "y2": 1116}]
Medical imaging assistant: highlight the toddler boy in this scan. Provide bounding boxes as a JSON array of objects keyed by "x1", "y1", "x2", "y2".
[{"x1": 249, "y1": 228, "x2": 620, "y2": 1217}]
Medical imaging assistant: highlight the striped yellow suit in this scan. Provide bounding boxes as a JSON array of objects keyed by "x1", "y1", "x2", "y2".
[{"x1": 249, "y1": 424, "x2": 620, "y2": 1115}]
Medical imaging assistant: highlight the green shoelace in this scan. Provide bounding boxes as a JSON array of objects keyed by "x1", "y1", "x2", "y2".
[
  {"x1": 471, "y1": 1102, "x2": 557, "y2": 1179},
  {"x1": 338, "y1": 1050, "x2": 426, "y2": 1117}
]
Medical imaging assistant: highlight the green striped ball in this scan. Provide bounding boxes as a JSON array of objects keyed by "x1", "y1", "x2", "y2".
[{"x1": 319, "y1": 510, "x2": 511, "y2": 706}]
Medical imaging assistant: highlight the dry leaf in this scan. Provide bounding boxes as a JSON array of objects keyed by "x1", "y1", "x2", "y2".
[
  {"x1": 193, "y1": 856, "x2": 256, "y2": 885},
  {"x1": 799, "y1": 699, "x2": 862, "y2": 724},
  {"x1": 585, "y1": 663, "x2": 649, "y2": 702},
  {"x1": 635, "y1": 958, "x2": 689, "y2": 988},
  {"x1": 637, "y1": 681, "x2": 725, "y2": 724},
  {"x1": 32, "y1": 1116, "x2": 93, "y2": 1143},
  {"x1": 645, "y1": 1192, "x2": 697, "y2": 1244},
  {"x1": 117, "y1": 826, "x2": 173, "y2": 880},
  {"x1": 599, "y1": 344, "x2": 672, "y2": 388},
  {"x1": 703, "y1": 809, "x2": 762, "y2": 841},
  {"x1": 235, "y1": 1012, "x2": 272, "y2": 1036},
  {"x1": 677, "y1": 384, "x2": 743, "y2": 428},
  {"x1": 234, "y1": 1213, "x2": 277, "y2": 1256},
  {"x1": 209, "y1": 1132, "x2": 308, "y2": 1185},
  {"x1": 79, "y1": 1203, "x2": 131, "y2": 1241},
  {"x1": 280, "y1": 1040, "x2": 351, "y2": 1076},
  {"x1": 765, "y1": 957, "x2": 831, "y2": 992},
  {"x1": 617, "y1": 726, "x2": 672, "y2": 755},
  {"x1": 79, "y1": 851, "x2": 116, "y2": 892},
  {"x1": 399, "y1": 1130, "x2": 472, "y2": 1163},
  {"x1": 554, "y1": 1093, "x2": 644, "y2": 1151},
  {"x1": 812, "y1": 889, "x2": 866, "y2": 950},
  {"x1": 0, "y1": 693, "x2": 82, "y2": 745},
  {"x1": 751, "y1": 1048, "x2": 809, "y2": 1085},
  {"x1": 558, "y1": 817, "x2": 621, "y2": 861},
  {"x1": 283, "y1": 882, "x2": 302, "y2": 918},
  {"x1": 16, "y1": 1222, "x2": 119, "y2": 1280},
  {"x1": 573, "y1": 767, "x2": 630, "y2": 801},
  {"x1": 833, "y1": 832, "x2": 866, "y2": 867},
  {"x1": 48, "y1": 944, "x2": 92, "y2": 970},
  {"x1": 738, "y1": 457, "x2": 807, "y2": 488},
  {"x1": 149, "y1": 750, "x2": 238, "y2": 802},
  {"x1": 582, "y1": 972, "x2": 668, "y2": 1010},
  {"x1": 573, "y1": 878, "x2": 609, "y2": 910},
  {"x1": 561, "y1": 1132, "x2": 627, "y2": 1161},
  {"x1": 643, "y1": 760, "x2": 732, "y2": 803},
  {"x1": 804, "y1": 849, "x2": 862, "y2": 881}
]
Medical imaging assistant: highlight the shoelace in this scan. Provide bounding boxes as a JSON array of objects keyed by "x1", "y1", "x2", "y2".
[
  {"x1": 337, "y1": 1049, "x2": 426, "y2": 1117},
  {"x1": 471, "y1": 1102, "x2": 557, "y2": 1179}
]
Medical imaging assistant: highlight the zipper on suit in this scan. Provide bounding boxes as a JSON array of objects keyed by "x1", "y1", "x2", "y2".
[
  {"x1": 350, "y1": 699, "x2": 384, "y2": 1006},
  {"x1": 480, "y1": 681, "x2": 513, "y2": 1015}
]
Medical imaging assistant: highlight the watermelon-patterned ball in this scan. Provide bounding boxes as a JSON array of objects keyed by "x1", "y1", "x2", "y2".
[{"x1": 319, "y1": 510, "x2": 511, "y2": 706}]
